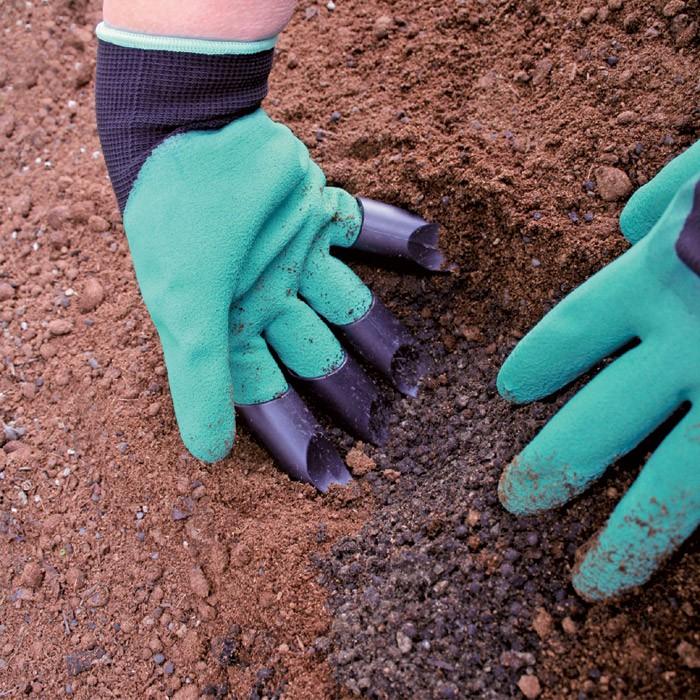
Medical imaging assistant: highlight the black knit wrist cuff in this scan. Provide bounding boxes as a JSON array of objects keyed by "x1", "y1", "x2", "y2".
[{"x1": 95, "y1": 36, "x2": 274, "y2": 212}]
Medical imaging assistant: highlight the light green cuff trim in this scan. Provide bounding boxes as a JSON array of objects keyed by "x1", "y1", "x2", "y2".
[{"x1": 96, "y1": 22, "x2": 277, "y2": 55}]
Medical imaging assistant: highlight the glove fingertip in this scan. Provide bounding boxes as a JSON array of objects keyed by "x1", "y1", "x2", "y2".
[
  {"x1": 497, "y1": 362, "x2": 532, "y2": 405},
  {"x1": 498, "y1": 459, "x2": 541, "y2": 516},
  {"x1": 619, "y1": 193, "x2": 652, "y2": 245},
  {"x1": 571, "y1": 543, "x2": 622, "y2": 602},
  {"x1": 181, "y1": 424, "x2": 236, "y2": 464},
  {"x1": 572, "y1": 569, "x2": 609, "y2": 603}
]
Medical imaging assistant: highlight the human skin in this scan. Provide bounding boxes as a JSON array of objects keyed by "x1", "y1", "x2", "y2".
[{"x1": 102, "y1": 0, "x2": 297, "y2": 41}]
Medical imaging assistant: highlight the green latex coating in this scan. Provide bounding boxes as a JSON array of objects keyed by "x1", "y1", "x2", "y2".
[
  {"x1": 123, "y1": 109, "x2": 370, "y2": 462},
  {"x1": 498, "y1": 168, "x2": 700, "y2": 599},
  {"x1": 573, "y1": 408, "x2": 700, "y2": 600},
  {"x1": 620, "y1": 140, "x2": 700, "y2": 243}
]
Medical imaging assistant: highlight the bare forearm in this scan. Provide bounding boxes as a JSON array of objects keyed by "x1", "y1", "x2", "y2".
[{"x1": 103, "y1": 0, "x2": 297, "y2": 40}]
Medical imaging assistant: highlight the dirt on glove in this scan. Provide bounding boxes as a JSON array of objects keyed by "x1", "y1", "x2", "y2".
[{"x1": 0, "y1": 0, "x2": 698, "y2": 699}]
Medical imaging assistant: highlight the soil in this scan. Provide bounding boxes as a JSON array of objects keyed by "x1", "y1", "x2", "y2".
[{"x1": 0, "y1": 1, "x2": 698, "y2": 699}]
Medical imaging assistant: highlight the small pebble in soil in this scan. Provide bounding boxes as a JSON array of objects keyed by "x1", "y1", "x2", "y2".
[
  {"x1": 373, "y1": 15, "x2": 393, "y2": 40},
  {"x1": 65, "y1": 648, "x2": 106, "y2": 676},
  {"x1": 616, "y1": 110, "x2": 636, "y2": 125},
  {"x1": 78, "y1": 277, "x2": 105, "y2": 312},
  {"x1": 0, "y1": 282, "x2": 14, "y2": 301},
  {"x1": 595, "y1": 166, "x2": 633, "y2": 201},
  {"x1": 3, "y1": 424, "x2": 23, "y2": 442},
  {"x1": 172, "y1": 497, "x2": 194, "y2": 521},
  {"x1": 396, "y1": 630, "x2": 413, "y2": 654},
  {"x1": 48, "y1": 319, "x2": 73, "y2": 336},
  {"x1": 579, "y1": 7, "x2": 597, "y2": 23}
]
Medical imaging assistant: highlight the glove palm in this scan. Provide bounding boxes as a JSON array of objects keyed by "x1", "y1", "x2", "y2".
[{"x1": 498, "y1": 145, "x2": 700, "y2": 600}]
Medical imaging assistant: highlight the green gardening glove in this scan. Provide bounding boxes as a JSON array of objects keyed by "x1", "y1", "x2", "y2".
[
  {"x1": 497, "y1": 142, "x2": 700, "y2": 600},
  {"x1": 95, "y1": 25, "x2": 443, "y2": 489}
]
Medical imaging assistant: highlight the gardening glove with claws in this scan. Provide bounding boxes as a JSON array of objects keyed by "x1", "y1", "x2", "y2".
[
  {"x1": 95, "y1": 24, "x2": 444, "y2": 491},
  {"x1": 498, "y1": 142, "x2": 700, "y2": 600}
]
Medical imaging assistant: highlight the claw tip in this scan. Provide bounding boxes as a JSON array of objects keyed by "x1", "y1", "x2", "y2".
[
  {"x1": 307, "y1": 435, "x2": 352, "y2": 492},
  {"x1": 391, "y1": 343, "x2": 429, "y2": 397}
]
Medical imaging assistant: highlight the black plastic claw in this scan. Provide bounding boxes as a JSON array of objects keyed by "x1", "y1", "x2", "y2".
[
  {"x1": 335, "y1": 294, "x2": 429, "y2": 397},
  {"x1": 353, "y1": 197, "x2": 446, "y2": 271},
  {"x1": 236, "y1": 389, "x2": 351, "y2": 493},
  {"x1": 294, "y1": 354, "x2": 390, "y2": 446}
]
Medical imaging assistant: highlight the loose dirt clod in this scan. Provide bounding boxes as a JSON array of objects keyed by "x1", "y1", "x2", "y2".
[
  {"x1": 19, "y1": 561, "x2": 44, "y2": 590},
  {"x1": 346, "y1": 444, "x2": 376, "y2": 475},
  {"x1": 47, "y1": 205, "x2": 70, "y2": 230},
  {"x1": 206, "y1": 541, "x2": 230, "y2": 576},
  {"x1": 677, "y1": 641, "x2": 700, "y2": 669},
  {"x1": 562, "y1": 616, "x2": 578, "y2": 635},
  {"x1": 579, "y1": 7, "x2": 598, "y2": 23},
  {"x1": 189, "y1": 566, "x2": 211, "y2": 599},
  {"x1": 47, "y1": 319, "x2": 73, "y2": 336},
  {"x1": 595, "y1": 166, "x2": 634, "y2": 201},
  {"x1": 532, "y1": 608, "x2": 553, "y2": 640},
  {"x1": 518, "y1": 673, "x2": 542, "y2": 698},
  {"x1": 78, "y1": 277, "x2": 105, "y2": 312},
  {"x1": 373, "y1": 15, "x2": 393, "y2": 40}
]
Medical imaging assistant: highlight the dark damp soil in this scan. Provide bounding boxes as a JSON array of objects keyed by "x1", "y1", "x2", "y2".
[{"x1": 318, "y1": 308, "x2": 699, "y2": 699}]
